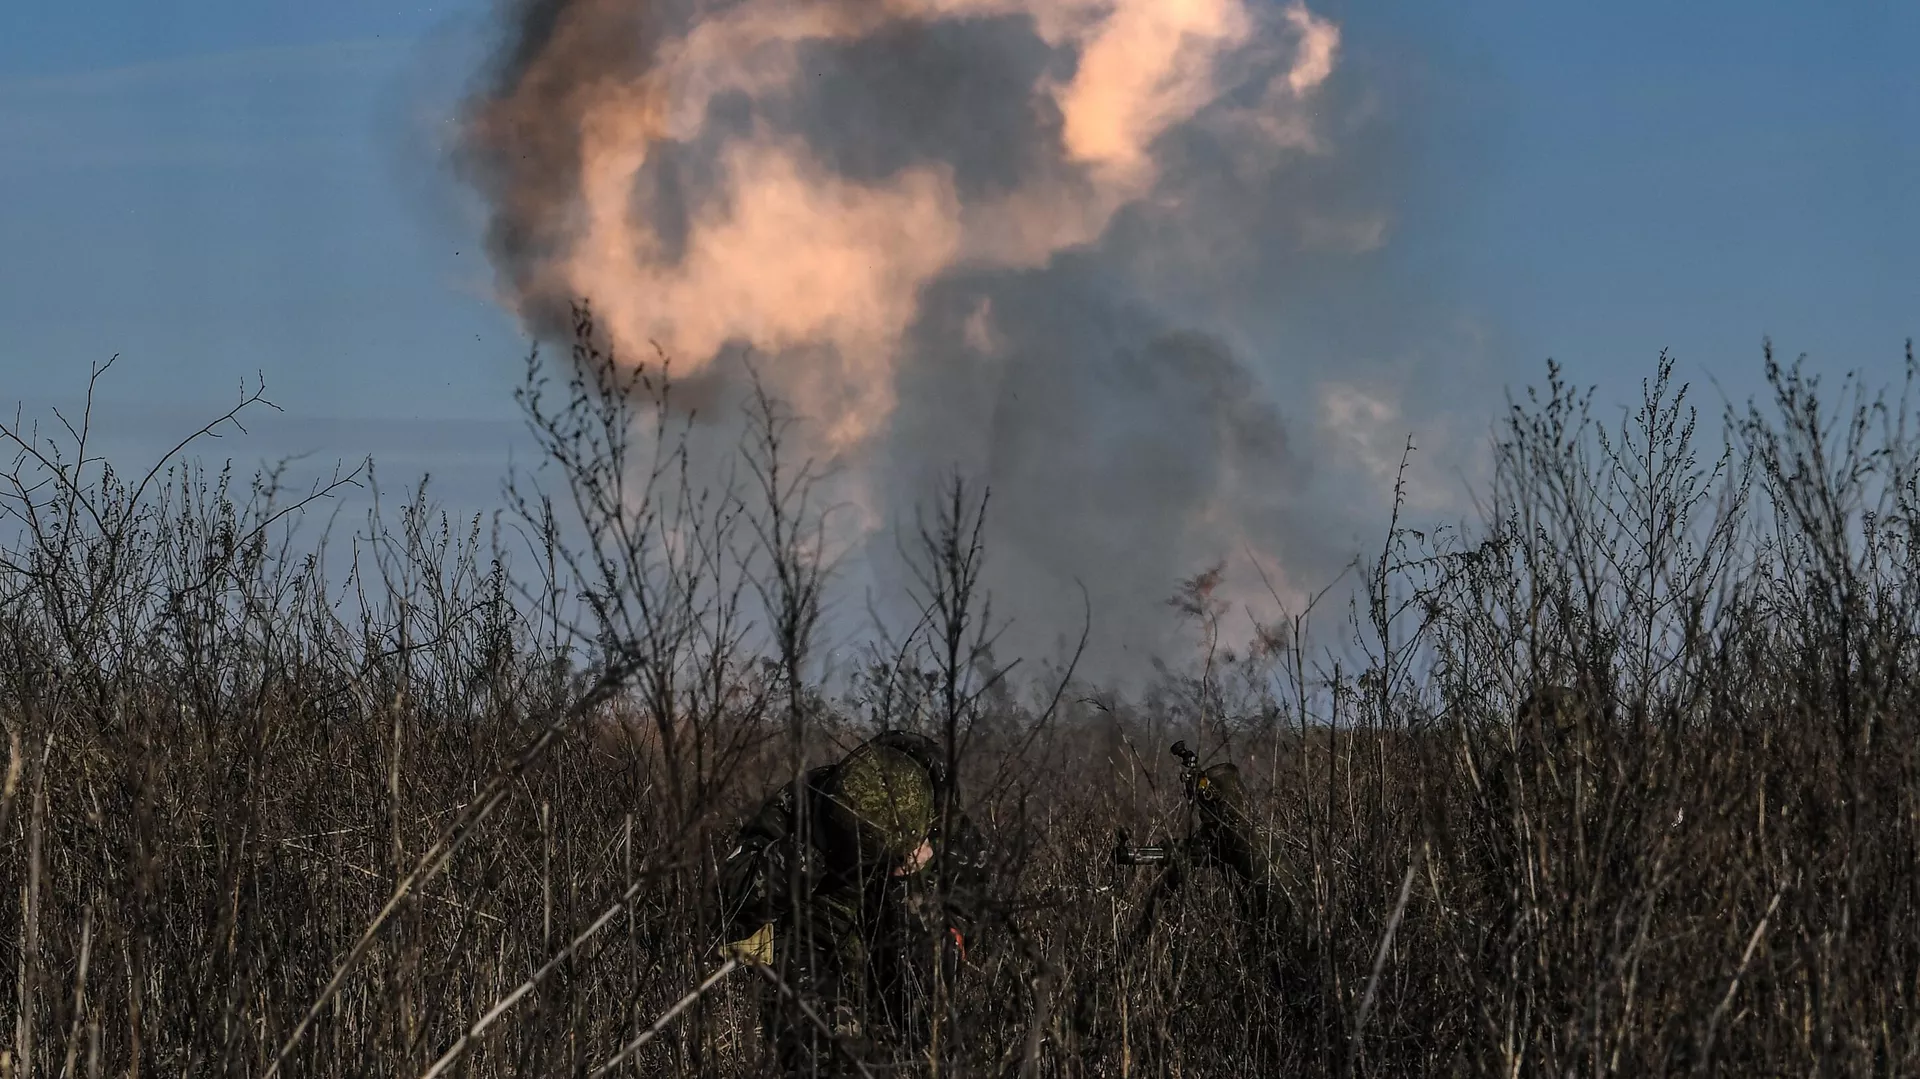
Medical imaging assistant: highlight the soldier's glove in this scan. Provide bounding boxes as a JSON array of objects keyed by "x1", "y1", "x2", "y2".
[
  {"x1": 720, "y1": 922, "x2": 775, "y2": 964},
  {"x1": 1192, "y1": 762, "x2": 1273, "y2": 884}
]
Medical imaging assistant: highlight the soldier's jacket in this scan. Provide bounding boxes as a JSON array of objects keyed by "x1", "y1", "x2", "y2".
[
  {"x1": 720, "y1": 766, "x2": 990, "y2": 942},
  {"x1": 717, "y1": 737, "x2": 991, "y2": 1067},
  {"x1": 1192, "y1": 761, "x2": 1276, "y2": 886}
]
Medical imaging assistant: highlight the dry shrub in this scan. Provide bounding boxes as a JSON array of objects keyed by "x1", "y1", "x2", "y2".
[{"x1": 1, "y1": 339, "x2": 1918, "y2": 1076}]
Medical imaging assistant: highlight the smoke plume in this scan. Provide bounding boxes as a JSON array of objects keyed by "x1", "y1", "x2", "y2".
[{"x1": 460, "y1": 0, "x2": 1445, "y2": 672}]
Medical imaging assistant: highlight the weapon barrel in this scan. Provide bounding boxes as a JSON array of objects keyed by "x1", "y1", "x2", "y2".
[{"x1": 1113, "y1": 843, "x2": 1175, "y2": 866}]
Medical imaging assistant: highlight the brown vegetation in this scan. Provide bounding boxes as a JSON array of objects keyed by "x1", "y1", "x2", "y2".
[{"x1": 2, "y1": 333, "x2": 1918, "y2": 1076}]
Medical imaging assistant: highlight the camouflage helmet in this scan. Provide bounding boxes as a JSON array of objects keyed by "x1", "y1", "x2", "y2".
[
  {"x1": 1518, "y1": 685, "x2": 1590, "y2": 745},
  {"x1": 824, "y1": 739, "x2": 935, "y2": 866},
  {"x1": 1515, "y1": 684, "x2": 1616, "y2": 764}
]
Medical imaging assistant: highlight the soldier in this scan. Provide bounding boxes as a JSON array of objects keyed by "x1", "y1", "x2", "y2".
[
  {"x1": 1514, "y1": 684, "x2": 1587, "y2": 778},
  {"x1": 1475, "y1": 684, "x2": 1613, "y2": 980},
  {"x1": 1183, "y1": 756, "x2": 1308, "y2": 1031},
  {"x1": 1100, "y1": 745, "x2": 1304, "y2": 1063},
  {"x1": 718, "y1": 731, "x2": 988, "y2": 1076},
  {"x1": 1189, "y1": 757, "x2": 1276, "y2": 888},
  {"x1": 1116, "y1": 746, "x2": 1280, "y2": 920}
]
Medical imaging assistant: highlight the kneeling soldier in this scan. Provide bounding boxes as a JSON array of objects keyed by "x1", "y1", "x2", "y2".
[{"x1": 718, "y1": 731, "x2": 987, "y2": 1075}]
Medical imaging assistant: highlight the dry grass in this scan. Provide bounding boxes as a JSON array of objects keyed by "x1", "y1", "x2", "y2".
[{"x1": 2, "y1": 333, "x2": 1919, "y2": 1076}]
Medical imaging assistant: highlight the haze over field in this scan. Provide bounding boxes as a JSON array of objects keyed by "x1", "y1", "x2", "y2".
[
  {"x1": 3, "y1": 6, "x2": 1920, "y2": 1077},
  {"x1": 458, "y1": 0, "x2": 1416, "y2": 666},
  {"x1": 3, "y1": 1, "x2": 1915, "y2": 666}
]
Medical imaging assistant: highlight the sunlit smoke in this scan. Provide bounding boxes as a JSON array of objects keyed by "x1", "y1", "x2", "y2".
[
  {"x1": 467, "y1": 0, "x2": 1337, "y2": 448},
  {"x1": 460, "y1": 0, "x2": 1410, "y2": 672}
]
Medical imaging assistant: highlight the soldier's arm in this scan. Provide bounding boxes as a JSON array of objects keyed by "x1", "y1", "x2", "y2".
[
  {"x1": 718, "y1": 779, "x2": 808, "y2": 940},
  {"x1": 931, "y1": 808, "x2": 994, "y2": 944}
]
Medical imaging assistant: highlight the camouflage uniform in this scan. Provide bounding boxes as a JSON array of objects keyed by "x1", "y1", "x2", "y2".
[
  {"x1": 1100, "y1": 756, "x2": 1306, "y2": 1066},
  {"x1": 1189, "y1": 761, "x2": 1304, "y2": 1016},
  {"x1": 1477, "y1": 686, "x2": 1613, "y2": 976},
  {"x1": 1190, "y1": 760, "x2": 1276, "y2": 887},
  {"x1": 718, "y1": 732, "x2": 989, "y2": 1076}
]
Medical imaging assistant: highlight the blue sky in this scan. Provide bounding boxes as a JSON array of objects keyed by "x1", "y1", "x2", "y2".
[{"x1": 1, "y1": 0, "x2": 1915, "y2": 506}]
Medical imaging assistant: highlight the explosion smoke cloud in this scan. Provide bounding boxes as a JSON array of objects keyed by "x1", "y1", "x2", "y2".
[{"x1": 460, "y1": 0, "x2": 1436, "y2": 669}]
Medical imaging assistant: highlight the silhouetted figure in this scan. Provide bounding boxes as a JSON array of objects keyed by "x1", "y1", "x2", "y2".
[
  {"x1": 1476, "y1": 684, "x2": 1616, "y2": 995},
  {"x1": 717, "y1": 731, "x2": 988, "y2": 1077}
]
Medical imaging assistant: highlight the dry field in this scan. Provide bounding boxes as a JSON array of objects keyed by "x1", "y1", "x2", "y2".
[{"x1": 3, "y1": 336, "x2": 1919, "y2": 1076}]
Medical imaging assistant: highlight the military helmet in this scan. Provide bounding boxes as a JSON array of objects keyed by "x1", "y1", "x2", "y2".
[
  {"x1": 1518, "y1": 685, "x2": 1576, "y2": 738},
  {"x1": 824, "y1": 739, "x2": 936, "y2": 866},
  {"x1": 1516, "y1": 683, "x2": 1611, "y2": 754}
]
